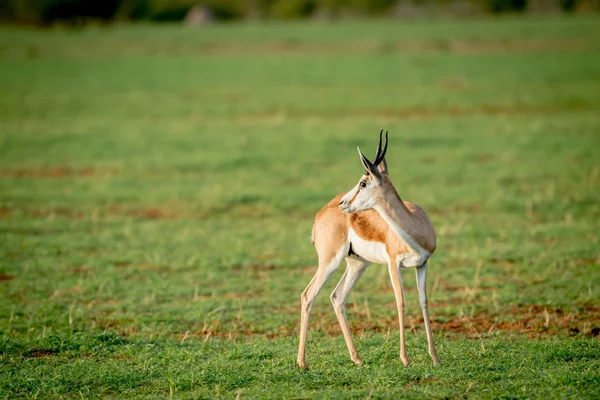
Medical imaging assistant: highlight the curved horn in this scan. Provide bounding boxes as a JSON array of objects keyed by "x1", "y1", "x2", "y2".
[
  {"x1": 373, "y1": 129, "x2": 384, "y2": 163},
  {"x1": 374, "y1": 130, "x2": 388, "y2": 167}
]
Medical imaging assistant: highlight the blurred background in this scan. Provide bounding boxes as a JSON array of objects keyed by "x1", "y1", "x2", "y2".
[
  {"x1": 1, "y1": 0, "x2": 599, "y2": 25},
  {"x1": 1, "y1": 0, "x2": 599, "y2": 398}
]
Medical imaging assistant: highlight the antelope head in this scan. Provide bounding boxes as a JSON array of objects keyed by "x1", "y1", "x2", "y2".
[{"x1": 339, "y1": 130, "x2": 390, "y2": 214}]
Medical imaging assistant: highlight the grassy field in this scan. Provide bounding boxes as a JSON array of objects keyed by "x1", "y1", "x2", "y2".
[{"x1": 1, "y1": 15, "x2": 600, "y2": 398}]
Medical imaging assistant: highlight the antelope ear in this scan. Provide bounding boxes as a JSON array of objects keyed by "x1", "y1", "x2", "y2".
[
  {"x1": 378, "y1": 157, "x2": 389, "y2": 175},
  {"x1": 357, "y1": 147, "x2": 381, "y2": 181}
]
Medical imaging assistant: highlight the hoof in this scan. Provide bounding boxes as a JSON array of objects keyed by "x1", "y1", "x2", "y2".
[
  {"x1": 401, "y1": 358, "x2": 411, "y2": 367},
  {"x1": 297, "y1": 361, "x2": 309, "y2": 370},
  {"x1": 351, "y1": 358, "x2": 364, "y2": 366}
]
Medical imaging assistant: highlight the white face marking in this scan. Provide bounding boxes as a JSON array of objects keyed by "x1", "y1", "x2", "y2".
[
  {"x1": 348, "y1": 229, "x2": 388, "y2": 265},
  {"x1": 339, "y1": 176, "x2": 379, "y2": 214}
]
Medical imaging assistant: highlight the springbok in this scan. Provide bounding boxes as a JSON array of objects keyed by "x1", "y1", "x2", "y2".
[{"x1": 297, "y1": 131, "x2": 440, "y2": 369}]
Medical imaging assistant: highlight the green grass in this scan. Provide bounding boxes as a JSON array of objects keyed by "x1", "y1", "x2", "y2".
[{"x1": 1, "y1": 15, "x2": 600, "y2": 399}]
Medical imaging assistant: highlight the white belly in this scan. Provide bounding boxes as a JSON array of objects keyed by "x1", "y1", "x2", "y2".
[{"x1": 348, "y1": 229, "x2": 389, "y2": 265}]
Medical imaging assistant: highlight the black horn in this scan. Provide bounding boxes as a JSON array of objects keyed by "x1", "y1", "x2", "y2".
[
  {"x1": 374, "y1": 130, "x2": 388, "y2": 167},
  {"x1": 373, "y1": 129, "x2": 384, "y2": 162}
]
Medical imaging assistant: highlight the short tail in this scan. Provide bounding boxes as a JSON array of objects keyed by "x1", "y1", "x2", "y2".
[{"x1": 310, "y1": 225, "x2": 315, "y2": 245}]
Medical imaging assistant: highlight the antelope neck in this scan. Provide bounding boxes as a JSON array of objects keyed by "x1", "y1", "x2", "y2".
[{"x1": 373, "y1": 186, "x2": 423, "y2": 254}]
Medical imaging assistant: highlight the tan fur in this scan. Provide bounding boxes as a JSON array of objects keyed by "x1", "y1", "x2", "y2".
[
  {"x1": 312, "y1": 182, "x2": 436, "y2": 264},
  {"x1": 378, "y1": 174, "x2": 437, "y2": 255},
  {"x1": 311, "y1": 194, "x2": 348, "y2": 265}
]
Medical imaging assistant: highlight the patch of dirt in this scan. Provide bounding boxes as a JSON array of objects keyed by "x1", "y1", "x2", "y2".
[
  {"x1": 86, "y1": 298, "x2": 121, "y2": 307},
  {"x1": 435, "y1": 38, "x2": 593, "y2": 54},
  {"x1": 433, "y1": 280, "x2": 463, "y2": 292},
  {"x1": 228, "y1": 102, "x2": 596, "y2": 124},
  {"x1": 201, "y1": 38, "x2": 596, "y2": 56},
  {"x1": 379, "y1": 285, "x2": 417, "y2": 295},
  {"x1": 0, "y1": 273, "x2": 15, "y2": 281},
  {"x1": 94, "y1": 319, "x2": 137, "y2": 336},
  {"x1": 0, "y1": 208, "x2": 10, "y2": 217},
  {"x1": 246, "y1": 265, "x2": 276, "y2": 271},
  {"x1": 219, "y1": 292, "x2": 252, "y2": 299},
  {"x1": 370, "y1": 103, "x2": 592, "y2": 119},
  {"x1": 440, "y1": 77, "x2": 468, "y2": 91},
  {"x1": 180, "y1": 302, "x2": 600, "y2": 341},
  {"x1": 488, "y1": 257, "x2": 519, "y2": 267},
  {"x1": 297, "y1": 303, "x2": 600, "y2": 340},
  {"x1": 474, "y1": 154, "x2": 495, "y2": 164},
  {"x1": 28, "y1": 208, "x2": 85, "y2": 219},
  {"x1": 22, "y1": 204, "x2": 185, "y2": 221},
  {"x1": 574, "y1": 258, "x2": 599, "y2": 266},
  {"x1": 432, "y1": 303, "x2": 600, "y2": 339},
  {"x1": 103, "y1": 205, "x2": 181, "y2": 220},
  {"x1": 115, "y1": 262, "x2": 132, "y2": 268},
  {"x1": 231, "y1": 264, "x2": 277, "y2": 280},
  {"x1": 0, "y1": 167, "x2": 99, "y2": 178},
  {"x1": 250, "y1": 267, "x2": 277, "y2": 281},
  {"x1": 430, "y1": 298, "x2": 467, "y2": 307},
  {"x1": 122, "y1": 207, "x2": 178, "y2": 220},
  {"x1": 26, "y1": 349, "x2": 58, "y2": 358},
  {"x1": 50, "y1": 286, "x2": 82, "y2": 297},
  {"x1": 115, "y1": 263, "x2": 171, "y2": 272}
]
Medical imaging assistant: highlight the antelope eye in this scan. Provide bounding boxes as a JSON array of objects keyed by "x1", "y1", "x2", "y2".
[{"x1": 359, "y1": 182, "x2": 366, "y2": 188}]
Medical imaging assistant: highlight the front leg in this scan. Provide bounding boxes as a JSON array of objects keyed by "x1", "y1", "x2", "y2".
[
  {"x1": 416, "y1": 261, "x2": 440, "y2": 365},
  {"x1": 387, "y1": 258, "x2": 410, "y2": 366}
]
